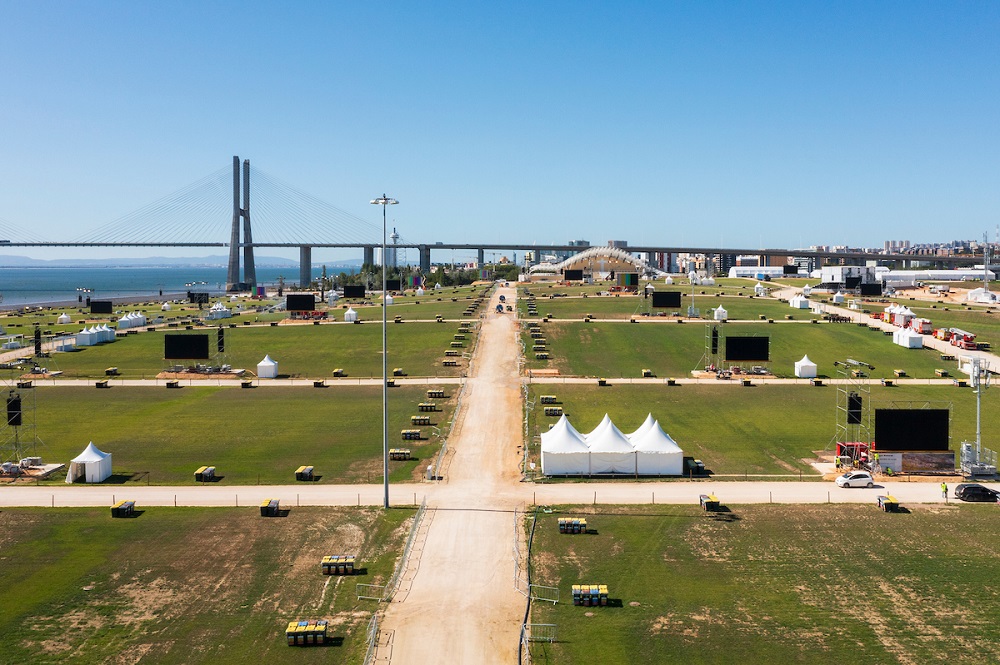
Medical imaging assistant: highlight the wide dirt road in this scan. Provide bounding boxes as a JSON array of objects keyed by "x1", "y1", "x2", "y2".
[{"x1": 378, "y1": 286, "x2": 524, "y2": 665}]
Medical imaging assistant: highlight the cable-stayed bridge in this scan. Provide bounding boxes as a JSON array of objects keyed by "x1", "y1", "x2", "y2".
[{"x1": 0, "y1": 157, "x2": 979, "y2": 290}]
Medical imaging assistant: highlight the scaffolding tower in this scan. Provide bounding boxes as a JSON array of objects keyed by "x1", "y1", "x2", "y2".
[
  {"x1": 831, "y1": 358, "x2": 874, "y2": 466},
  {"x1": 0, "y1": 359, "x2": 39, "y2": 464}
]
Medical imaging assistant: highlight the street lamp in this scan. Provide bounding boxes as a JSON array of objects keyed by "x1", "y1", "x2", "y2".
[{"x1": 370, "y1": 194, "x2": 398, "y2": 510}]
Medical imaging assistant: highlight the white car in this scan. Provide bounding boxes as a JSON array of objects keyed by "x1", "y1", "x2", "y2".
[{"x1": 836, "y1": 471, "x2": 874, "y2": 488}]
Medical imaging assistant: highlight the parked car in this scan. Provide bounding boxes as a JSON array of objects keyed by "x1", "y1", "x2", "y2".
[
  {"x1": 836, "y1": 471, "x2": 874, "y2": 488},
  {"x1": 954, "y1": 483, "x2": 1000, "y2": 502}
]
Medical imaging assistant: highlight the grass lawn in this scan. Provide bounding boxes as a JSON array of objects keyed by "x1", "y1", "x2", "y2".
[
  {"x1": 528, "y1": 503, "x2": 1000, "y2": 664},
  {"x1": 0, "y1": 506, "x2": 413, "y2": 665},
  {"x1": 29, "y1": 385, "x2": 457, "y2": 484},
  {"x1": 526, "y1": 383, "x2": 999, "y2": 475},
  {"x1": 522, "y1": 320, "x2": 957, "y2": 379},
  {"x1": 36, "y1": 320, "x2": 476, "y2": 379}
]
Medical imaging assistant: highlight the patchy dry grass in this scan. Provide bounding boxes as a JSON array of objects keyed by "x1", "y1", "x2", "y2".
[{"x1": 529, "y1": 504, "x2": 1000, "y2": 664}]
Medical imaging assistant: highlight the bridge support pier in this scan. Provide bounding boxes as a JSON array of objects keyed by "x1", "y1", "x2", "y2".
[
  {"x1": 477, "y1": 248, "x2": 484, "y2": 266},
  {"x1": 364, "y1": 246, "x2": 374, "y2": 267},
  {"x1": 419, "y1": 245, "x2": 431, "y2": 273},
  {"x1": 299, "y1": 246, "x2": 312, "y2": 288}
]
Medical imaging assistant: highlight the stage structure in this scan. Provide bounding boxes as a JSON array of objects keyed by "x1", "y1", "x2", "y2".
[{"x1": 831, "y1": 358, "x2": 874, "y2": 466}]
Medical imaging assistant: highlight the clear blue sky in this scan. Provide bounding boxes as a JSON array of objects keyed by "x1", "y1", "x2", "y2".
[{"x1": 1, "y1": 1, "x2": 998, "y2": 262}]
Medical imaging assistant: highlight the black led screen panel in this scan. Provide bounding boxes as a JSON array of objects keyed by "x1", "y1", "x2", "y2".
[
  {"x1": 651, "y1": 291, "x2": 682, "y2": 308},
  {"x1": 859, "y1": 283, "x2": 882, "y2": 296},
  {"x1": 725, "y1": 336, "x2": 770, "y2": 362},
  {"x1": 385, "y1": 279, "x2": 402, "y2": 291},
  {"x1": 782, "y1": 265, "x2": 798, "y2": 275},
  {"x1": 188, "y1": 292, "x2": 210, "y2": 304},
  {"x1": 164, "y1": 334, "x2": 210, "y2": 360},
  {"x1": 90, "y1": 301, "x2": 113, "y2": 314},
  {"x1": 286, "y1": 294, "x2": 316, "y2": 311},
  {"x1": 844, "y1": 277, "x2": 862, "y2": 289},
  {"x1": 343, "y1": 285, "x2": 365, "y2": 299},
  {"x1": 564, "y1": 269, "x2": 584, "y2": 281},
  {"x1": 875, "y1": 409, "x2": 950, "y2": 451},
  {"x1": 847, "y1": 393, "x2": 863, "y2": 425}
]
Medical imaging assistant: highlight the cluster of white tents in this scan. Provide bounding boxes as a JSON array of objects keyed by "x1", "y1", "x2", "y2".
[
  {"x1": 541, "y1": 414, "x2": 684, "y2": 476},
  {"x1": 75, "y1": 324, "x2": 115, "y2": 347},
  {"x1": 893, "y1": 327, "x2": 924, "y2": 349},
  {"x1": 204, "y1": 302, "x2": 232, "y2": 320},
  {"x1": 789, "y1": 294, "x2": 810, "y2": 309},
  {"x1": 116, "y1": 311, "x2": 148, "y2": 329},
  {"x1": 883, "y1": 304, "x2": 916, "y2": 327}
]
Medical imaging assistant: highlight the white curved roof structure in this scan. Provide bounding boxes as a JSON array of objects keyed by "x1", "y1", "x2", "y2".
[{"x1": 528, "y1": 246, "x2": 667, "y2": 278}]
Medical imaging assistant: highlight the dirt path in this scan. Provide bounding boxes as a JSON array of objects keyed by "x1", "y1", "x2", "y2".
[{"x1": 377, "y1": 286, "x2": 525, "y2": 665}]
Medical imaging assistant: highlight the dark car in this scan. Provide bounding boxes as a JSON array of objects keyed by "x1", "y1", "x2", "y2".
[{"x1": 954, "y1": 483, "x2": 1000, "y2": 502}]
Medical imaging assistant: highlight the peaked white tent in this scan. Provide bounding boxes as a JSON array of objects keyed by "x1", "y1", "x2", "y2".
[
  {"x1": 628, "y1": 414, "x2": 657, "y2": 440},
  {"x1": 713, "y1": 305, "x2": 728, "y2": 321},
  {"x1": 257, "y1": 354, "x2": 278, "y2": 378},
  {"x1": 415, "y1": 287, "x2": 425, "y2": 296},
  {"x1": 344, "y1": 307, "x2": 358, "y2": 323},
  {"x1": 631, "y1": 420, "x2": 684, "y2": 475},
  {"x1": 794, "y1": 354, "x2": 818, "y2": 378},
  {"x1": 65, "y1": 442, "x2": 112, "y2": 483},
  {"x1": 832, "y1": 292, "x2": 846, "y2": 304},
  {"x1": 664, "y1": 276, "x2": 674, "y2": 285},
  {"x1": 802, "y1": 284, "x2": 813, "y2": 296},
  {"x1": 586, "y1": 416, "x2": 637, "y2": 474},
  {"x1": 893, "y1": 328, "x2": 924, "y2": 349},
  {"x1": 754, "y1": 282, "x2": 767, "y2": 296},
  {"x1": 789, "y1": 294, "x2": 810, "y2": 309},
  {"x1": 57, "y1": 313, "x2": 72, "y2": 324},
  {"x1": 540, "y1": 415, "x2": 590, "y2": 475}
]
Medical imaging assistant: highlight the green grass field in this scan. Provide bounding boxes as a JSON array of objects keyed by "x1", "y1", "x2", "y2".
[
  {"x1": 0, "y1": 506, "x2": 413, "y2": 665},
  {"x1": 521, "y1": 320, "x2": 957, "y2": 379},
  {"x1": 28, "y1": 385, "x2": 456, "y2": 484},
  {"x1": 34, "y1": 320, "x2": 476, "y2": 379},
  {"x1": 526, "y1": 383, "x2": 998, "y2": 475},
  {"x1": 528, "y1": 504, "x2": 1000, "y2": 664}
]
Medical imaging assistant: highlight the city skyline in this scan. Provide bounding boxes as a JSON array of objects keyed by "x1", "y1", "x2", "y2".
[{"x1": 1, "y1": 2, "x2": 998, "y2": 262}]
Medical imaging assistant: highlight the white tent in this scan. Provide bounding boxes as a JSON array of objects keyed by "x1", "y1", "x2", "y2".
[
  {"x1": 76, "y1": 327, "x2": 94, "y2": 347},
  {"x1": 701, "y1": 277, "x2": 716, "y2": 286},
  {"x1": 631, "y1": 420, "x2": 684, "y2": 475},
  {"x1": 65, "y1": 442, "x2": 112, "y2": 484},
  {"x1": 754, "y1": 282, "x2": 767, "y2": 296},
  {"x1": 789, "y1": 294, "x2": 810, "y2": 309},
  {"x1": 257, "y1": 354, "x2": 278, "y2": 378},
  {"x1": 664, "y1": 276, "x2": 674, "y2": 285},
  {"x1": 832, "y1": 292, "x2": 846, "y2": 304},
  {"x1": 802, "y1": 284, "x2": 813, "y2": 296},
  {"x1": 586, "y1": 417, "x2": 636, "y2": 474},
  {"x1": 161, "y1": 302, "x2": 172, "y2": 311},
  {"x1": 540, "y1": 415, "x2": 591, "y2": 475},
  {"x1": 344, "y1": 307, "x2": 358, "y2": 323},
  {"x1": 385, "y1": 295, "x2": 394, "y2": 305},
  {"x1": 713, "y1": 305, "x2": 728, "y2": 321},
  {"x1": 893, "y1": 328, "x2": 924, "y2": 349},
  {"x1": 794, "y1": 354, "x2": 818, "y2": 378},
  {"x1": 688, "y1": 271, "x2": 701, "y2": 285},
  {"x1": 415, "y1": 287, "x2": 425, "y2": 296},
  {"x1": 628, "y1": 414, "x2": 657, "y2": 440},
  {"x1": 967, "y1": 287, "x2": 999, "y2": 304},
  {"x1": 57, "y1": 313, "x2": 72, "y2": 324}
]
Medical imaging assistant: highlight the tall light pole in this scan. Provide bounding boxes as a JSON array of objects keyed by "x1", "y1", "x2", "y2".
[{"x1": 370, "y1": 194, "x2": 398, "y2": 510}]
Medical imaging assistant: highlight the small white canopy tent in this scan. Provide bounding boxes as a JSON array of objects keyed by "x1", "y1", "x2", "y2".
[
  {"x1": 701, "y1": 277, "x2": 716, "y2": 286},
  {"x1": 385, "y1": 295, "x2": 394, "y2": 305},
  {"x1": 540, "y1": 415, "x2": 590, "y2": 475},
  {"x1": 832, "y1": 292, "x2": 846, "y2": 304},
  {"x1": 161, "y1": 302, "x2": 172, "y2": 311},
  {"x1": 794, "y1": 354, "x2": 818, "y2": 378},
  {"x1": 257, "y1": 354, "x2": 278, "y2": 378},
  {"x1": 664, "y1": 276, "x2": 674, "y2": 285},
  {"x1": 65, "y1": 442, "x2": 112, "y2": 484},
  {"x1": 631, "y1": 420, "x2": 684, "y2": 475},
  {"x1": 57, "y1": 313, "x2": 72, "y2": 324},
  {"x1": 802, "y1": 284, "x2": 813, "y2": 296},
  {"x1": 754, "y1": 282, "x2": 767, "y2": 296},
  {"x1": 344, "y1": 307, "x2": 358, "y2": 323},
  {"x1": 713, "y1": 305, "x2": 728, "y2": 321},
  {"x1": 327, "y1": 291, "x2": 340, "y2": 305},
  {"x1": 586, "y1": 416, "x2": 636, "y2": 474},
  {"x1": 789, "y1": 294, "x2": 810, "y2": 309},
  {"x1": 893, "y1": 328, "x2": 924, "y2": 349},
  {"x1": 415, "y1": 287, "x2": 425, "y2": 296}
]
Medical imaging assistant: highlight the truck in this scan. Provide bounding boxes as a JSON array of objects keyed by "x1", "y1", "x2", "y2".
[
  {"x1": 911, "y1": 318, "x2": 933, "y2": 334},
  {"x1": 950, "y1": 328, "x2": 977, "y2": 350}
]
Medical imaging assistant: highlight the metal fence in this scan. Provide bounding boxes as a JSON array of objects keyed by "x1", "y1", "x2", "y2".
[
  {"x1": 357, "y1": 497, "x2": 428, "y2": 603},
  {"x1": 362, "y1": 612, "x2": 380, "y2": 665}
]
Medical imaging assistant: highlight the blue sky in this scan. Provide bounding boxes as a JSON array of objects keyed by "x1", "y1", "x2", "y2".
[{"x1": 1, "y1": 1, "x2": 998, "y2": 262}]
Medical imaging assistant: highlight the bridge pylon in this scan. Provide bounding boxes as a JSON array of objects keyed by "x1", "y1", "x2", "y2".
[{"x1": 226, "y1": 156, "x2": 256, "y2": 292}]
